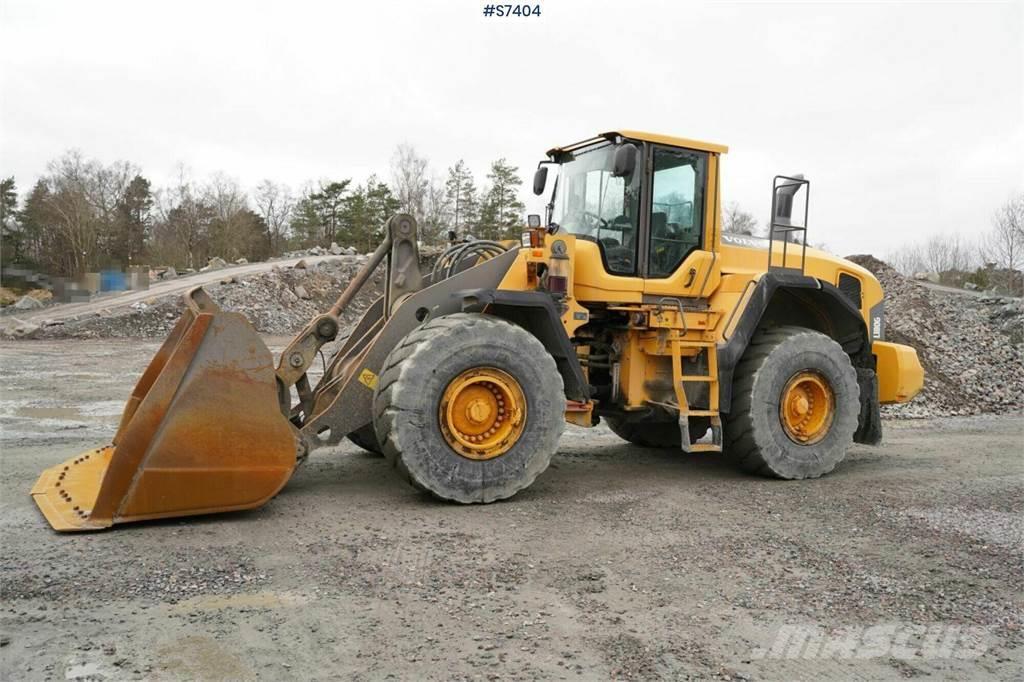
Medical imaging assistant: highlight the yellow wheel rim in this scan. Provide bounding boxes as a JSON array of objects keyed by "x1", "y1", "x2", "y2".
[
  {"x1": 439, "y1": 368, "x2": 527, "y2": 460},
  {"x1": 780, "y1": 370, "x2": 835, "y2": 445}
]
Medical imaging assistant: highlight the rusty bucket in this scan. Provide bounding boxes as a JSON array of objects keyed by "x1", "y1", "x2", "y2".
[{"x1": 31, "y1": 288, "x2": 299, "y2": 531}]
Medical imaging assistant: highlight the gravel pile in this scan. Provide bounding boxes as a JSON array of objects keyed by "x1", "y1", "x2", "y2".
[
  {"x1": 28, "y1": 256, "x2": 383, "y2": 340},
  {"x1": 847, "y1": 254, "x2": 1023, "y2": 418}
]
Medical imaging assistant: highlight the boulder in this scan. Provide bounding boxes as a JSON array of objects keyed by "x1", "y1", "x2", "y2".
[
  {"x1": 13, "y1": 295, "x2": 44, "y2": 310},
  {"x1": 294, "y1": 284, "x2": 312, "y2": 300},
  {"x1": 202, "y1": 257, "x2": 227, "y2": 271},
  {"x1": 964, "y1": 282, "x2": 979, "y2": 291},
  {"x1": 343, "y1": 246, "x2": 357, "y2": 256},
  {"x1": 329, "y1": 242, "x2": 344, "y2": 255},
  {"x1": 235, "y1": 257, "x2": 248, "y2": 265},
  {"x1": 162, "y1": 266, "x2": 178, "y2": 280},
  {"x1": 912, "y1": 271, "x2": 940, "y2": 283},
  {"x1": 4, "y1": 318, "x2": 40, "y2": 338},
  {"x1": 294, "y1": 259, "x2": 308, "y2": 269}
]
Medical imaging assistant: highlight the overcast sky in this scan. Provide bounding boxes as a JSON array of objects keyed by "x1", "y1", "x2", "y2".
[{"x1": 2, "y1": 0, "x2": 1021, "y2": 257}]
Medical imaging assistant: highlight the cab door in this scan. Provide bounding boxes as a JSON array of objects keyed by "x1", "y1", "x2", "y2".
[{"x1": 641, "y1": 145, "x2": 721, "y2": 298}]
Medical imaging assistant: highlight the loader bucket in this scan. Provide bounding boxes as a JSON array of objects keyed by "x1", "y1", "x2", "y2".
[{"x1": 31, "y1": 288, "x2": 299, "y2": 532}]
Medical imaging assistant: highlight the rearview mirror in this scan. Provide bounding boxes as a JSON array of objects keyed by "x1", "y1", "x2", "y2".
[
  {"x1": 533, "y1": 166, "x2": 548, "y2": 195},
  {"x1": 773, "y1": 174, "x2": 805, "y2": 225},
  {"x1": 612, "y1": 143, "x2": 639, "y2": 178}
]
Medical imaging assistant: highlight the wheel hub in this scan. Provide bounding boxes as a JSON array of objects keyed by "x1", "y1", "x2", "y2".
[
  {"x1": 439, "y1": 368, "x2": 527, "y2": 460},
  {"x1": 780, "y1": 371, "x2": 835, "y2": 445}
]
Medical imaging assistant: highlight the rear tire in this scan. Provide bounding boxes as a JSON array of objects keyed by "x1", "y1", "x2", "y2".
[
  {"x1": 373, "y1": 313, "x2": 565, "y2": 503},
  {"x1": 724, "y1": 326, "x2": 859, "y2": 479}
]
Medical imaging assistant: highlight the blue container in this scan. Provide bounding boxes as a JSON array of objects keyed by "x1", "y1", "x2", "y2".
[{"x1": 100, "y1": 269, "x2": 128, "y2": 292}]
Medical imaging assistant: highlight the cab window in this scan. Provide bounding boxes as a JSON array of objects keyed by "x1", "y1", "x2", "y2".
[
  {"x1": 648, "y1": 148, "x2": 707, "y2": 278},
  {"x1": 551, "y1": 142, "x2": 640, "y2": 275}
]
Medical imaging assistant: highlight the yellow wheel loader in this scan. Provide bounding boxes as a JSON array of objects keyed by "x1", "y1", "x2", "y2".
[{"x1": 31, "y1": 130, "x2": 924, "y2": 531}]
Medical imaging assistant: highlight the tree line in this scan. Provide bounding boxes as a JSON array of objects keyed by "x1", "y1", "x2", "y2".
[
  {"x1": 0, "y1": 146, "x2": 526, "y2": 276},
  {"x1": 886, "y1": 193, "x2": 1023, "y2": 294}
]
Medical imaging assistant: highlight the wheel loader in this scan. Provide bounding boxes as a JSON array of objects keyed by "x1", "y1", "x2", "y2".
[{"x1": 31, "y1": 130, "x2": 924, "y2": 532}]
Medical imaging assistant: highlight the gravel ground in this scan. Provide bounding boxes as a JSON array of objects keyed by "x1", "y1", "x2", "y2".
[{"x1": 0, "y1": 339, "x2": 1021, "y2": 680}]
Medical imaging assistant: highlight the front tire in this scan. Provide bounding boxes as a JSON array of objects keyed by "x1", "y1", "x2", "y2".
[
  {"x1": 724, "y1": 326, "x2": 859, "y2": 479},
  {"x1": 373, "y1": 313, "x2": 565, "y2": 503}
]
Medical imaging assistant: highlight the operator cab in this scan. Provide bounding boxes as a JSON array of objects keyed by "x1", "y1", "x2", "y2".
[{"x1": 534, "y1": 130, "x2": 727, "y2": 280}]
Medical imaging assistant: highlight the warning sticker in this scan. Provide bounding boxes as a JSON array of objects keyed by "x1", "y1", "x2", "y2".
[{"x1": 357, "y1": 369, "x2": 379, "y2": 390}]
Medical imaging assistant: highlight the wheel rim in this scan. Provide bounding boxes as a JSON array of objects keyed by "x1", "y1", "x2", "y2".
[
  {"x1": 780, "y1": 370, "x2": 835, "y2": 445},
  {"x1": 439, "y1": 368, "x2": 527, "y2": 460}
]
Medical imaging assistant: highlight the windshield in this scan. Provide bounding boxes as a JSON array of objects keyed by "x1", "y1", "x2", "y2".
[{"x1": 551, "y1": 142, "x2": 640, "y2": 274}]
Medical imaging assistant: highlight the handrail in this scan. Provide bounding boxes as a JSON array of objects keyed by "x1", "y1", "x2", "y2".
[{"x1": 722, "y1": 279, "x2": 756, "y2": 341}]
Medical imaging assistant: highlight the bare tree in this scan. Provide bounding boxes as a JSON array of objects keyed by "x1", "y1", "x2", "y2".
[
  {"x1": 887, "y1": 243, "x2": 926, "y2": 275},
  {"x1": 204, "y1": 173, "x2": 261, "y2": 262},
  {"x1": 923, "y1": 233, "x2": 973, "y2": 280},
  {"x1": 723, "y1": 202, "x2": 759, "y2": 236},
  {"x1": 390, "y1": 143, "x2": 429, "y2": 227},
  {"x1": 254, "y1": 180, "x2": 294, "y2": 256},
  {"x1": 983, "y1": 192, "x2": 1024, "y2": 272},
  {"x1": 36, "y1": 151, "x2": 140, "y2": 274},
  {"x1": 421, "y1": 176, "x2": 451, "y2": 245},
  {"x1": 153, "y1": 165, "x2": 212, "y2": 269}
]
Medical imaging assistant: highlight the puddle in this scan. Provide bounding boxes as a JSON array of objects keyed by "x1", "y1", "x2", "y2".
[
  {"x1": 168, "y1": 590, "x2": 309, "y2": 613},
  {"x1": 64, "y1": 659, "x2": 110, "y2": 680},
  {"x1": 78, "y1": 400, "x2": 126, "y2": 417},
  {"x1": 15, "y1": 406, "x2": 82, "y2": 419}
]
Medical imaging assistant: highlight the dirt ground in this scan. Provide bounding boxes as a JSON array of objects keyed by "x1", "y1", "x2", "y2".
[{"x1": 1, "y1": 339, "x2": 1022, "y2": 681}]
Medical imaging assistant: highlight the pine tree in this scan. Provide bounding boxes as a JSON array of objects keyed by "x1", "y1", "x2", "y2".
[
  {"x1": 340, "y1": 185, "x2": 369, "y2": 248},
  {"x1": 0, "y1": 177, "x2": 22, "y2": 267},
  {"x1": 309, "y1": 180, "x2": 351, "y2": 245},
  {"x1": 111, "y1": 175, "x2": 153, "y2": 267},
  {"x1": 289, "y1": 195, "x2": 322, "y2": 248},
  {"x1": 444, "y1": 160, "x2": 478, "y2": 237},
  {"x1": 478, "y1": 158, "x2": 525, "y2": 240},
  {"x1": 364, "y1": 175, "x2": 400, "y2": 249}
]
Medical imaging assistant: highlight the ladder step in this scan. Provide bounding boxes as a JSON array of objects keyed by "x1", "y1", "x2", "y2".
[
  {"x1": 680, "y1": 375, "x2": 715, "y2": 382},
  {"x1": 683, "y1": 410, "x2": 718, "y2": 417},
  {"x1": 687, "y1": 443, "x2": 723, "y2": 453}
]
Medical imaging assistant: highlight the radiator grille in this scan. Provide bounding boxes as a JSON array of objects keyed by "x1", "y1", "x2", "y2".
[{"x1": 838, "y1": 273, "x2": 862, "y2": 307}]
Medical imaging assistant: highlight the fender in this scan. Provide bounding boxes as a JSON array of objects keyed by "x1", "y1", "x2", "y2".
[
  {"x1": 717, "y1": 271, "x2": 881, "y2": 444},
  {"x1": 458, "y1": 289, "x2": 590, "y2": 402}
]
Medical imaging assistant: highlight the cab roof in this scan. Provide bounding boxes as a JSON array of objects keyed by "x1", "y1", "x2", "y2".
[{"x1": 547, "y1": 130, "x2": 728, "y2": 157}]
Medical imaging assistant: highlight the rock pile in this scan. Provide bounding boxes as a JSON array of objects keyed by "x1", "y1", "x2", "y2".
[
  {"x1": 27, "y1": 256, "x2": 383, "y2": 340},
  {"x1": 847, "y1": 254, "x2": 1023, "y2": 418},
  {"x1": 200, "y1": 256, "x2": 227, "y2": 272},
  {"x1": 284, "y1": 242, "x2": 358, "y2": 258}
]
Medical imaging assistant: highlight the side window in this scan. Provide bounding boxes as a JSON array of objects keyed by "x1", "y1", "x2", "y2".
[{"x1": 648, "y1": 148, "x2": 707, "y2": 278}]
